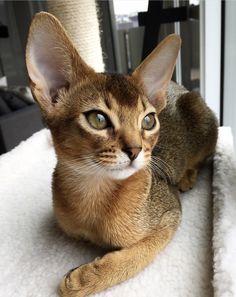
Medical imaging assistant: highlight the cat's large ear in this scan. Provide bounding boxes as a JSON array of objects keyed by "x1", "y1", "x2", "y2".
[
  {"x1": 133, "y1": 34, "x2": 181, "y2": 113},
  {"x1": 26, "y1": 12, "x2": 94, "y2": 116}
]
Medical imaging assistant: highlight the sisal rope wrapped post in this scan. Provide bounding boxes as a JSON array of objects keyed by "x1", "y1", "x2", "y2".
[{"x1": 47, "y1": 0, "x2": 104, "y2": 72}]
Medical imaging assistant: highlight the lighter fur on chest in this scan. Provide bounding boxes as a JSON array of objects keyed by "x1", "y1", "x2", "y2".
[{"x1": 53, "y1": 163, "x2": 152, "y2": 247}]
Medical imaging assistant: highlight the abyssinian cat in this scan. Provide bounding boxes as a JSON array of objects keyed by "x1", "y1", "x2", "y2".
[{"x1": 26, "y1": 12, "x2": 218, "y2": 297}]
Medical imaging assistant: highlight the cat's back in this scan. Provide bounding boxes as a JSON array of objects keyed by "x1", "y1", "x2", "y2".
[
  {"x1": 164, "y1": 81, "x2": 218, "y2": 151},
  {"x1": 154, "y1": 81, "x2": 218, "y2": 183}
]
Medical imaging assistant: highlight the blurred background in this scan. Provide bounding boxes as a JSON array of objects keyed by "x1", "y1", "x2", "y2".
[{"x1": 0, "y1": 0, "x2": 235, "y2": 154}]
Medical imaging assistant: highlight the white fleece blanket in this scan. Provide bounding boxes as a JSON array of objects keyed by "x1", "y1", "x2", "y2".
[
  {"x1": 0, "y1": 127, "x2": 235, "y2": 297},
  {"x1": 212, "y1": 128, "x2": 236, "y2": 297}
]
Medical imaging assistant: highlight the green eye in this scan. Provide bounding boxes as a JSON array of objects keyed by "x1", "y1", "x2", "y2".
[
  {"x1": 142, "y1": 113, "x2": 156, "y2": 130},
  {"x1": 86, "y1": 111, "x2": 110, "y2": 130}
]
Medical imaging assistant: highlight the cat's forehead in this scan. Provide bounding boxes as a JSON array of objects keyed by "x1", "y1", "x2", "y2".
[
  {"x1": 76, "y1": 73, "x2": 153, "y2": 116},
  {"x1": 104, "y1": 73, "x2": 142, "y2": 108}
]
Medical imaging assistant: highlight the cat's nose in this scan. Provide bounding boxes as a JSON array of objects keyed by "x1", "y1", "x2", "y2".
[{"x1": 122, "y1": 146, "x2": 142, "y2": 161}]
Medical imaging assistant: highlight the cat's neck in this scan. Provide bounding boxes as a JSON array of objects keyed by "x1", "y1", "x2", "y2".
[
  {"x1": 57, "y1": 159, "x2": 150, "y2": 201},
  {"x1": 58, "y1": 160, "x2": 119, "y2": 199}
]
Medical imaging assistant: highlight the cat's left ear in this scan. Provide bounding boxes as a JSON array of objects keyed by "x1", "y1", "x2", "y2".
[{"x1": 133, "y1": 34, "x2": 181, "y2": 113}]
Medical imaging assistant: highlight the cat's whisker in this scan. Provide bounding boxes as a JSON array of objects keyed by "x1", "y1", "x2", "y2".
[
  {"x1": 146, "y1": 163, "x2": 167, "y2": 182},
  {"x1": 151, "y1": 166, "x2": 172, "y2": 183},
  {"x1": 151, "y1": 156, "x2": 174, "y2": 176},
  {"x1": 150, "y1": 164, "x2": 168, "y2": 180},
  {"x1": 64, "y1": 158, "x2": 105, "y2": 176},
  {"x1": 148, "y1": 159, "x2": 172, "y2": 183},
  {"x1": 152, "y1": 161, "x2": 173, "y2": 180}
]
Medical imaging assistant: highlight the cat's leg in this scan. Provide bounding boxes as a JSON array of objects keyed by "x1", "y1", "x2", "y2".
[
  {"x1": 59, "y1": 209, "x2": 180, "y2": 297},
  {"x1": 177, "y1": 167, "x2": 198, "y2": 192}
]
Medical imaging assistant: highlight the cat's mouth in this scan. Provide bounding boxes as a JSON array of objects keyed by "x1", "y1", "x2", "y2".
[{"x1": 97, "y1": 150, "x2": 147, "y2": 180}]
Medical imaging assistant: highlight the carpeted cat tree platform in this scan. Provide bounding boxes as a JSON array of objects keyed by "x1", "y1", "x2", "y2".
[{"x1": 0, "y1": 127, "x2": 235, "y2": 297}]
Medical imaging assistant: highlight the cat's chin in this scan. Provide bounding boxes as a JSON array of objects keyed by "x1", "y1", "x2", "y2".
[{"x1": 105, "y1": 166, "x2": 140, "y2": 180}]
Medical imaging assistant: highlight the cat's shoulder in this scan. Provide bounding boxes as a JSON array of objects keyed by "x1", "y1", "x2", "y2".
[{"x1": 167, "y1": 81, "x2": 188, "y2": 102}]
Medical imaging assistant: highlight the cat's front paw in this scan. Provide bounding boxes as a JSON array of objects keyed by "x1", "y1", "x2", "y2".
[
  {"x1": 59, "y1": 260, "x2": 103, "y2": 297},
  {"x1": 177, "y1": 179, "x2": 193, "y2": 192},
  {"x1": 177, "y1": 168, "x2": 198, "y2": 192}
]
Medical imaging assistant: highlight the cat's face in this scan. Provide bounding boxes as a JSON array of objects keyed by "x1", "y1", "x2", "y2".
[
  {"x1": 51, "y1": 74, "x2": 159, "y2": 180},
  {"x1": 26, "y1": 12, "x2": 180, "y2": 180}
]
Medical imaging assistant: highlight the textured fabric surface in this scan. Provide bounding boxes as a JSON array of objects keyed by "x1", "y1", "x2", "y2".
[
  {"x1": 212, "y1": 127, "x2": 236, "y2": 297},
  {"x1": 47, "y1": 0, "x2": 104, "y2": 72},
  {"x1": 0, "y1": 127, "x2": 234, "y2": 297}
]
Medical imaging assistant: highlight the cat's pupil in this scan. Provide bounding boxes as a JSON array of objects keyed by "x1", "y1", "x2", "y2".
[{"x1": 97, "y1": 114, "x2": 104, "y2": 122}]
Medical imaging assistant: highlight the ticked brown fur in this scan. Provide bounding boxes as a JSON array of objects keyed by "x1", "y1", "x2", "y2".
[{"x1": 26, "y1": 12, "x2": 218, "y2": 297}]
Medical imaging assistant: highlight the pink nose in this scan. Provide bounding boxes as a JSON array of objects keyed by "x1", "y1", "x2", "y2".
[{"x1": 122, "y1": 146, "x2": 142, "y2": 161}]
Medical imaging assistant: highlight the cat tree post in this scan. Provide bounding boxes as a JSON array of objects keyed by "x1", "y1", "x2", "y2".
[{"x1": 47, "y1": 0, "x2": 104, "y2": 72}]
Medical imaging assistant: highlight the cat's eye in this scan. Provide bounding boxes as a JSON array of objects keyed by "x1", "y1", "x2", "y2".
[
  {"x1": 142, "y1": 113, "x2": 156, "y2": 130},
  {"x1": 86, "y1": 111, "x2": 110, "y2": 130}
]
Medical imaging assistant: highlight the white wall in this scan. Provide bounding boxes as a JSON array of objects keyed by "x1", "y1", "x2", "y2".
[
  {"x1": 200, "y1": 0, "x2": 221, "y2": 119},
  {"x1": 223, "y1": 0, "x2": 236, "y2": 152}
]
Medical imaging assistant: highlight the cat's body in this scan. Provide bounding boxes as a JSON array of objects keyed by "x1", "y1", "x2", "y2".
[
  {"x1": 52, "y1": 80, "x2": 217, "y2": 249},
  {"x1": 26, "y1": 12, "x2": 218, "y2": 297},
  {"x1": 158, "y1": 81, "x2": 217, "y2": 188}
]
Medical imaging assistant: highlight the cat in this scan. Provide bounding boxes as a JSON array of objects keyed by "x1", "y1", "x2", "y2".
[{"x1": 26, "y1": 12, "x2": 218, "y2": 297}]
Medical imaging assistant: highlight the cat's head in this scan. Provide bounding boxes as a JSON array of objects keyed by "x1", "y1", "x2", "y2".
[{"x1": 26, "y1": 12, "x2": 181, "y2": 180}]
